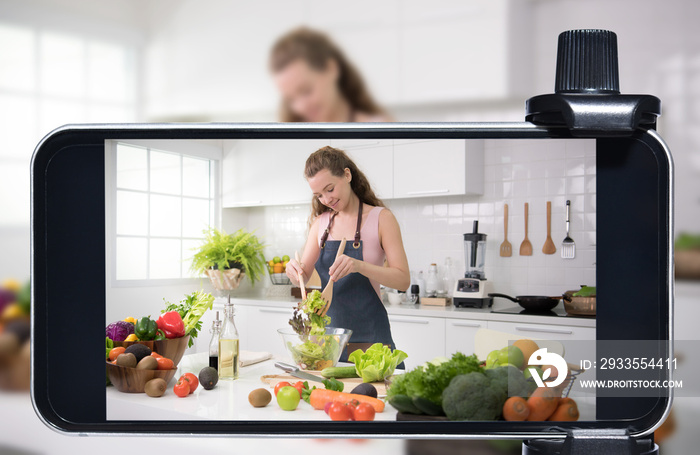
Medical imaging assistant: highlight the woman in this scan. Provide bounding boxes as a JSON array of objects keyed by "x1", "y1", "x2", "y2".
[
  {"x1": 286, "y1": 146, "x2": 410, "y2": 357},
  {"x1": 270, "y1": 27, "x2": 391, "y2": 123}
]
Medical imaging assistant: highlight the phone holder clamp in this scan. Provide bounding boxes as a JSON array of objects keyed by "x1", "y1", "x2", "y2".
[
  {"x1": 525, "y1": 29, "x2": 661, "y2": 137},
  {"x1": 523, "y1": 429, "x2": 658, "y2": 455}
]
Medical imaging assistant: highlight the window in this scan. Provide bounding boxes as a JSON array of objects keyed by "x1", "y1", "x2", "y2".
[{"x1": 110, "y1": 142, "x2": 218, "y2": 283}]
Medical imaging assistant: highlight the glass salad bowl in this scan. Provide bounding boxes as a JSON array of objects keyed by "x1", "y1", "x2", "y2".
[{"x1": 277, "y1": 327, "x2": 353, "y2": 371}]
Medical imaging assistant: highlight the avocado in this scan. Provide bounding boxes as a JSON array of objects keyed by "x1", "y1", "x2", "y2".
[
  {"x1": 350, "y1": 382, "x2": 378, "y2": 398},
  {"x1": 199, "y1": 366, "x2": 218, "y2": 390},
  {"x1": 124, "y1": 343, "x2": 151, "y2": 362}
]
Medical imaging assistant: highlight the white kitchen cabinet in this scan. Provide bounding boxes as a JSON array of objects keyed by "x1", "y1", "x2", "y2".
[
  {"x1": 388, "y1": 314, "x2": 445, "y2": 370},
  {"x1": 221, "y1": 139, "x2": 327, "y2": 207},
  {"x1": 393, "y1": 139, "x2": 483, "y2": 199},
  {"x1": 244, "y1": 305, "x2": 295, "y2": 359},
  {"x1": 487, "y1": 320, "x2": 596, "y2": 365},
  {"x1": 330, "y1": 139, "x2": 394, "y2": 199},
  {"x1": 445, "y1": 318, "x2": 487, "y2": 358}
]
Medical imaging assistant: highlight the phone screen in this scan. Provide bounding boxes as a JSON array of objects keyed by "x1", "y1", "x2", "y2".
[{"x1": 31, "y1": 125, "x2": 672, "y2": 437}]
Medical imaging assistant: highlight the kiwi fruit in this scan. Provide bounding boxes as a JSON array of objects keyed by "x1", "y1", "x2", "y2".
[
  {"x1": 145, "y1": 378, "x2": 167, "y2": 397},
  {"x1": 199, "y1": 366, "x2": 218, "y2": 390},
  {"x1": 136, "y1": 355, "x2": 158, "y2": 370},
  {"x1": 248, "y1": 388, "x2": 272, "y2": 407},
  {"x1": 124, "y1": 343, "x2": 151, "y2": 362},
  {"x1": 115, "y1": 352, "x2": 137, "y2": 368}
]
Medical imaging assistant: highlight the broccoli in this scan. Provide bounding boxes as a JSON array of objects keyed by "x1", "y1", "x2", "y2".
[
  {"x1": 442, "y1": 372, "x2": 504, "y2": 420},
  {"x1": 442, "y1": 366, "x2": 533, "y2": 421}
]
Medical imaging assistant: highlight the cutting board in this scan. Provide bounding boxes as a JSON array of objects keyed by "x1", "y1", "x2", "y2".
[{"x1": 260, "y1": 372, "x2": 388, "y2": 396}]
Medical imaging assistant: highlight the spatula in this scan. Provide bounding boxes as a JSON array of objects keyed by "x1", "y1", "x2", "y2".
[
  {"x1": 519, "y1": 202, "x2": 533, "y2": 256},
  {"x1": 317, "y1": 237, "x2": 346, "y2": 317},
  {"x1": 294, "y1": 251, "x2": 306, "y2": 301},
  {"x1": 561, "y1": 200, "x2": 576, "y2": 259},
  {"x1": 542, "y1": 201, "x2": 556, "y2": 254},
  {"x1": 499, "y1": 203, "x2": 512, "y2": 257}
]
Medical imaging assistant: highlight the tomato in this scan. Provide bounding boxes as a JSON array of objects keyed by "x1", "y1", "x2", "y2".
[
  {"x1": 352, "y1": 402, "x2": 375, "y2": 421},
  {"x1": 155, "y1": 357, "x2": 174, "y2": 370},
  {"x1": 274, "y1": 381, "x2": 291, "y2": 396},
  {"x1": 324, "y1": 401, "x2": 333, "y2": 415},
  {"x1": 150, "y1": 352, "x2": 163, "y2": 359},
  {"x1": 276, "y1": 386, "x2": 300, "y2": 411},
  {"x1": 181, "y1": 372, "x2": 198, "y2": 393},
  {"x1": 173, "y1": 380, "x2": 189, "y2": 398},
  {"x1": 108, "y1": 347, "x2": 126, "y2": 362},
  {"x1": 328, "y1": 402, "x2": 352, "y2": 421},
  {"x1": 293, "y1": 381, "x2": 304, "y2": 398}
]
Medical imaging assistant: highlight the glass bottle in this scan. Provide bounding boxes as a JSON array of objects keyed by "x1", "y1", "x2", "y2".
[
  {"x1": 425, "y1": 263, "x2": 439, "y2": 297},
  {"x1": 417, "y1": 270, "x2": 426, "y2": 297},
  {"x1": 218, "y1": 300, "x2": 240, "y2": 380},
  {"x1": 208, "y1": 311, "x2": 222, "y2": 370},
  {"x1": 442, "y1": 257, "x2": 455, "y2": 297}
]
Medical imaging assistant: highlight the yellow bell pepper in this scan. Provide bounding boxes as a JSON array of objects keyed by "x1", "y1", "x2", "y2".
[
  {"x1": 124, "y1": 333, "x2": 139, "y2": 342},
  {"x1": 123, "y1": 316, "x2": 137, "y2": 324},
  {"x1": 1, "y1": 303, "x2": 24, "y2": 321}
]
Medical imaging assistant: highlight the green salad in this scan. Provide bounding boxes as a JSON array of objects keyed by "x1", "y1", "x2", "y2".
[{"x1": 288, "y1": 290, "x2": 338, "y2": 370}]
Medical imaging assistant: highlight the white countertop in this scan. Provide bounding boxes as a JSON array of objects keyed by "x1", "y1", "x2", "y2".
[
  {"x1": 106, "y1": 352, "x2": 397, "y2": 421},
  {"x1": 217, "y1": 288, "x2": 597, "y2": 328}
]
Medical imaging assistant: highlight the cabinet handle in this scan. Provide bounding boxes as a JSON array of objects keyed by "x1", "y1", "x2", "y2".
[
  {"x1": 389, "y1": 317, "x2": 430, "y2": 325},
  {"x1": 406, "y1": 189, "x2": 450, "y2": 196},
  {"x1": 234, "y1": 200, "x2": 263, "y2": 205},
  {"x1": 515, "y1": 326, "x2": 573, "y2": 335},
  {"x1": 258, "y1": 308, "x2": 291, "y2": 315},
  {"x1": 450, "y1": 321, "x2": 483, "y2": 328}
]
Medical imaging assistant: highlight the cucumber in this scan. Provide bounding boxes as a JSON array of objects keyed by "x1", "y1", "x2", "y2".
[
  {"x1": 388, "y1": 394, "x2": 422, "y2": 414},
  {"x1": 320, "y1": 365, "x2": 358, "y2": 379},
  {"x1": 412, "y1": 396, "x2": 444, "y2": 416}
]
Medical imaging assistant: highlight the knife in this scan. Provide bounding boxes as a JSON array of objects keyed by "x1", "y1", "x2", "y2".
[{"x1": 274, "y1": 361, "x2": 326, "y2": 383}]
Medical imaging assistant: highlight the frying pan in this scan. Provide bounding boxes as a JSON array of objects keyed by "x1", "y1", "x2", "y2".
[{"x1": 488, "y1": 293, "x2": 561, "y2": 312}]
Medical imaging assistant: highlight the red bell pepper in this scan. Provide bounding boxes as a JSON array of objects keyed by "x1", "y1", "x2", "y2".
[{"x1": 157, "y1": 311, "x2": 186, "y2": 338}]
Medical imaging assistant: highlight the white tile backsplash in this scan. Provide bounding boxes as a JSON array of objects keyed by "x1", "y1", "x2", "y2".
[{"x1": 223, "y1": 139, "x2": 596, "y2": 298}]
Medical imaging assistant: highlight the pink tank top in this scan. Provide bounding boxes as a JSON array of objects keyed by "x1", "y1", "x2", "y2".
[{"x1": 317, "y1": 206, "x2": 385, "y2": 297}]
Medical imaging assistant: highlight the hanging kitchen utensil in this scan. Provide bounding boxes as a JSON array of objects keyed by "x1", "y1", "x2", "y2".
[
  {"x1": 519, "y1": 202, "x2": 533, "y2": 256},
  {"x1": 488, "y1": 293, "x2": 560, "y2": 312},
  {"x1": 542, "y1": 201, "x2": 556, "y2": 254},
  {"x1": 317, "y1": 237, "x2": 347, "y2": 317},
  {"x1": 499, "y1": 204, "x2": 512, "y2": 257},
  {"x1": 294, "y1": 251, "x2": 306, "y2": 300},
  {"x1": 561, "y1": 200, "x2": 576, "y2": 259}
]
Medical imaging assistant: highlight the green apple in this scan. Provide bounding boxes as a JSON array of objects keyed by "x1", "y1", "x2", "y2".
[
  {"x1": 506, "y1": 346, "x2": 525, "y2": 370},
  {"x1": 485, "y1": 350, "x2": 500, "y2": 369}
]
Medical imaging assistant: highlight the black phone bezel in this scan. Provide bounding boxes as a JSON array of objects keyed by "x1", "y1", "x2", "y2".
[{"x1": 31, "y1": 123, "x2": 673, "y2": 438}]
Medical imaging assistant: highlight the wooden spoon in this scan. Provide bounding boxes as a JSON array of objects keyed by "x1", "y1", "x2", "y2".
[
  {"x1": 519, "y1": 202, "x2": 533, "y2": 256},
  {"x1": 294, "y1": 251, "x2": 306, "y2": 301},
  {"x1": 317, "y1": 237, "x2": 347, "y2": 317},
  {"x1": 499, "y1": 203, "x2": 512, "y2": 257},
  {"x1": 542, "y1": 201, "x2": 556, "y2": 254}
]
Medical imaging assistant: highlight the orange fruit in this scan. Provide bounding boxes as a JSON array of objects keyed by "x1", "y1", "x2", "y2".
[
  {"x1": 514, "y1": 339, "x2": 540, "y2": 366},
  {"x1": 273, "y1": 263, "x2": 284, "y2": 274}
]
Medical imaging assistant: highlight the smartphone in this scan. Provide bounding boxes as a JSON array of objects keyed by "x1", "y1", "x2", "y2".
[{"x1": 31, "y1": 123, "x2": 672, "y2": 439}]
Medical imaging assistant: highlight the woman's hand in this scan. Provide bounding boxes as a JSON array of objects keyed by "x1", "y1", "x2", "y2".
[
  {"x1": 285, "y1": 258, "x2": 304, "y2": 285},
  {"x1": 328, "y1": 254, "x2": 362, "y2": 282}
]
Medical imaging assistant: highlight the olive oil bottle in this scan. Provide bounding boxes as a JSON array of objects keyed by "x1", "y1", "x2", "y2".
[
  {"x1": 208, "y1": 311, "x2": 221, "y2": 370},
  {"x1": 218, "y1": 301, "x2": 239, "y2": 380}
]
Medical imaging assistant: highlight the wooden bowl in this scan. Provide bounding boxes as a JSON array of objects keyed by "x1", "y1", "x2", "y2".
[
  {"x1": 106, "y1": 361, "x2": 177, "y2": 393},
  {"x1": 113, "y1": 335, "x2": 190, "y2": 366}
]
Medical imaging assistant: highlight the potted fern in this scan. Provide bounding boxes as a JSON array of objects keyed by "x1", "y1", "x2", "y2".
[{"x1": 190, "y1": 227, "x2": 266, "y2": 290}]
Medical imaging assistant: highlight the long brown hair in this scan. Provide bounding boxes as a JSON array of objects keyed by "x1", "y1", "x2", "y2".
[
  {"x1": 270, "y1": 27, "x2": 386, "y2": 122},
  {"x1": 305, "y1": 146, "x2": 384, "y2": 227}
]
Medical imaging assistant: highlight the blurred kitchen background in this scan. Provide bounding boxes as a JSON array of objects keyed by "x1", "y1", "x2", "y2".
[{"x1": 1, "y1": 0, "x2": 699, "y2": 454}]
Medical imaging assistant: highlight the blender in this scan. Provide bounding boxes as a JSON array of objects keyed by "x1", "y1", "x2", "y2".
[{"x1": 453, "y1": 220, "x2": 493, "y2": 308}]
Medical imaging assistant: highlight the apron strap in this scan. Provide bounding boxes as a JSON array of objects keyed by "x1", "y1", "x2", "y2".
[
  {"x1": 353, "y1": 203, "x2": 362, "y2": 249},
  {"x1": 320, "y1": 202, "x2": 363, "y2": 249}
]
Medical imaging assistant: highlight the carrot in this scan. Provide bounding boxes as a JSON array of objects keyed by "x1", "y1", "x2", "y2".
[
  {"x1": 526, "y1": 387, "x2": 560, "y2": 421},
  {"x1": 547, "y1": 398, "x2": 579, "y2": 421},
  {"x1": 503, "y1": 396, "x2": 530, "y2": 421},
  {"x1": 309, "y1": 389, "x2": 385, "y2": 413}
]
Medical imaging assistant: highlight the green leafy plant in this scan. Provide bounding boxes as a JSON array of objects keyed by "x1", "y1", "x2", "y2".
[{"x1": 189, "y1": 227, "x2": 267, "y2": 286}]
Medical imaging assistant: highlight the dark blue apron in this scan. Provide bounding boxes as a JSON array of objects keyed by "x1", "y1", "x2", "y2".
[{"x1": 315, "y1": 238, "x2": 397, "y2": 362}]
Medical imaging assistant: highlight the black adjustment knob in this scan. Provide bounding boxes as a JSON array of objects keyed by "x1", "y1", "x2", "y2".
[{"x1": 555, "y1": 29, "x2": 620, "y2": 94}]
